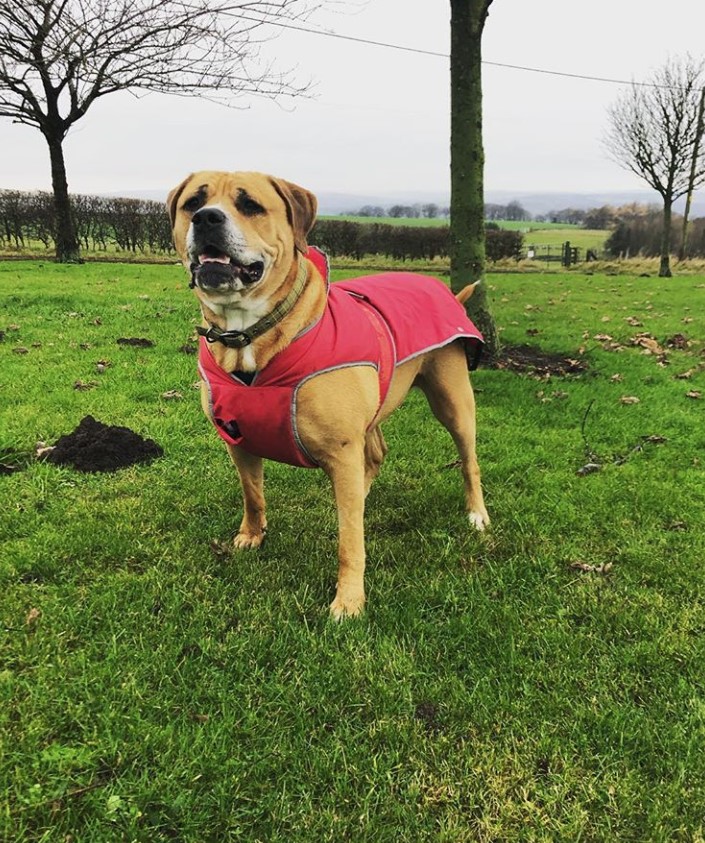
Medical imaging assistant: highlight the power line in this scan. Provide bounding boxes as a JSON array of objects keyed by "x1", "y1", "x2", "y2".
[{"x1": 237, "y1": 13, "x2": 665, "y2": 89}]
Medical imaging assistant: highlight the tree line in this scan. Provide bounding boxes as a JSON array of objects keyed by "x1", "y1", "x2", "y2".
[
  {"x1": 0, "y1": 190, "x2": 173, "y2": 254},
  {"x1": 605, "y1": 208, "x2": 705, "y2": 259},
  {"x1": 0, "y1": 189, "x2": 525, "y2": 263},
  {"x1": 5, "y1": 188, "x2": 705, "y2": 261},
  {"x1": 352, "y1": 199, "x2": 532, "y2": 222},
  {"x1": 309, "y1": 220, "x2": 523, "y2": 262}
]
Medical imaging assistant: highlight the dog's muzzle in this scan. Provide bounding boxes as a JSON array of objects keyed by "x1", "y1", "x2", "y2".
[{"x1": 188, "y1": 207, "x2": 265, "y2": 290}]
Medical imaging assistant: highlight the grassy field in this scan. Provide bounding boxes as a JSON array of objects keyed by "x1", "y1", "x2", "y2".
[{"x1": 2, "y1": 261, "x2": 705, "y2": 841}]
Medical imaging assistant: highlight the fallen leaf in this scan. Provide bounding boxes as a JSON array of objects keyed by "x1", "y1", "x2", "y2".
[
  {"x1": 74, "y1": 380, "x2": 98, "y2": 391},
  {"x1": 675, "y1": 370, "x2": 694, "y2": 380},
  {"x1": 620, "y1": 396, "x2": 640, "y2": 405},
  {"x1": 665, "y1": 333, "x2": 689, "y2": 349},
  {"x1": 682, "y1": 317, "x2": 694, "y2": 324},
  {"x1": 666, "y1": 521, "x2": 688, "y2": 532},
  {"x1": 593, "y1": 333, "x2": 613, "y2": 341},
  {"x1": 625, "y1": 316, "x2": 643, "y2": 326},
  {"x1": 569, "y1": 561, "x2": 613, "y2": 574},
  {"x1": 25, "y1": 607, "x2": 41, "y2": 626},
  {"x1": 35, "y1": 442, "x2": 55, "y2": 458},
  {"x1": 610, "y1": 373, "x2": 624, "y2": 382},
  {"x1": 577, "y1": 462, "x2": 601, "y2": 476},
  {"x1": 12, "y1": 347, "x2": 29, "y2": 355},
  {"x1": 630, "y1": 333, "x2": 664, "y2": 355},
  {"x1": 600, "y1": 315, "x2": 611, "y2": 322},
  {"x1": 686, "y1": 390, "x2": 702, "y2": 399},
  {"x1": 161, "y1": 390, "x2": 183, "y2": 400}
]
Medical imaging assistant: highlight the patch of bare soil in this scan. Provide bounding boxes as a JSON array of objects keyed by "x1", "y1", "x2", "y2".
[
  {"x1": 45, "y1": 415, "x2": 163, "y2": 473},
  {"x1": 116, "y1": 337, "x2": 154, "y2": 347},
  {"x1": 486, "y1": 344, "x2": 588, "y2": 378}
]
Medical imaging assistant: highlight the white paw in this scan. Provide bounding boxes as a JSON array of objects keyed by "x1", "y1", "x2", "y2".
[
  {"x1": 233, "y1": 531, "x2": 266, "y2": 549},
  {"x1": 468, "y1": 510, "x2": 490, "y2": 531},
  {"x1": 329, "y1": 592, "x2": 365, "y2": 621}
]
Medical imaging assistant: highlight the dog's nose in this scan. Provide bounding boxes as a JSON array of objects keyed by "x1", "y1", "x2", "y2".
[{"x1": 192, "y1": 207, "x2": 226, "y2": 231}]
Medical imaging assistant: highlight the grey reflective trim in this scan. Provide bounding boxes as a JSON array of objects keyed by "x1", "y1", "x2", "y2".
[
  {"x1": 292, "y1": 313, "x2": 322, "y2": 343},
  {"x1": 396, "y1": 334, "x2": 479, "y2": 366},
  {"x1": 290, "y1": 361, "x2": 379, "y2": 467},
  {"x1": 197, "y1": 360, "x2": 215, "y2": 421}
]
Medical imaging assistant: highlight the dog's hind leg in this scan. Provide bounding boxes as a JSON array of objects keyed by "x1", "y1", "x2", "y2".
[
  {"x1": 417, "y1": 343, "x2": 490, "y2": 531},
  {"x1": 227, "y1": 444, "x2": 268, "y2": 549}
]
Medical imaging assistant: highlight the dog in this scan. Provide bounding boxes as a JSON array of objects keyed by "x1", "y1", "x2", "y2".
[{"x1": 167, "y1": 171, "x2": 489, "y2": 619}]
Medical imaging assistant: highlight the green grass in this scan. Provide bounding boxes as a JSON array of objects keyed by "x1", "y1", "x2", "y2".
[
  {"x1": 523, "y1": 227, "x2": 608, "y2": 252},
  {"x1": 2, "y1": 261, "x2": 705, "y2": 841}
]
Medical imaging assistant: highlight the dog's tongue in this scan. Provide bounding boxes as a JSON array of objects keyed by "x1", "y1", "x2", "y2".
[{"x1": 198, "y1": 252, "x2": 230, "y2": 265}]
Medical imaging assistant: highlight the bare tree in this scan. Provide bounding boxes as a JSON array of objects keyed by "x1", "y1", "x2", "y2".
[
  {"x1": 0, "y1": 0, "x2": 314, "y2": 262},
  {"x1": 605, "y1": 57, "x2": 705, "y2": 277},
  {"x1": 679, "y1": 86, "x2": 705, "y2": 261},
  {"x1": 449, "y1": 0, "x2": 498, "y2": 358}
]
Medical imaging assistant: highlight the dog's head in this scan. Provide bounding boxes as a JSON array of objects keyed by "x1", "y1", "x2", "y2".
[{"x1": 167, "y1": 171, "x2": 317, "y2": 299}]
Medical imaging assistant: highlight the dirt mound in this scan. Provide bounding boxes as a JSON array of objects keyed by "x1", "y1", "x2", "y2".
[
  {"x1": 116, "y1": 337, "x2": 154, "y2": 347},
  {"x1": 46, "y1": 415, "x2": 163, "y2": 473},
  {"x1": 488, "y1": 344, "x2": 587, "y2": 378}
]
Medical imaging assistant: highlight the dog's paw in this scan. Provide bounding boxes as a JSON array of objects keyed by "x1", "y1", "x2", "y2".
[
  {"x1": 329, "y1": 591, "x2": 365, "y2": 621},
  {"x1": 233, "y1": 530, "x2": 266, "y2": 550},
  {"x1": 468, "y1": 510, "x2": 490, "y2": 532}
]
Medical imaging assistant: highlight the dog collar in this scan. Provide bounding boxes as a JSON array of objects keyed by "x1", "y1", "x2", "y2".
[{"x1": 196, "y1": 260, "x2": 308, "y2": 349}]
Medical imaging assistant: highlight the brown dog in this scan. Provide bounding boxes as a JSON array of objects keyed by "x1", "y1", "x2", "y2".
[{"x1": 167, "y1": 171, "x2": 489, "y2": 619}]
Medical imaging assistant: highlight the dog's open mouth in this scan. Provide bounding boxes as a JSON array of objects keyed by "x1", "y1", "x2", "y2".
[{"x1": 191, "y1": 245, "x2": 265, "y2": 288}]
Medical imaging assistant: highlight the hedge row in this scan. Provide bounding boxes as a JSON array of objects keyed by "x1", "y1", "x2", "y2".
[
  {"x1": 0, "y1": 189, "x2": 524, "y2": 262},
  {"x1": 309, "y1": 219, "x2": 523, "y2": 262}
]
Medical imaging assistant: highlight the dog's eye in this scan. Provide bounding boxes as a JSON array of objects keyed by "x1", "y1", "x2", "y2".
[
  {"x1": 235, "y1": 191, "x2": 265, "y2": 217},
  {"x1": 182, "y1": 195, "x2": 203, "y2": 213}
]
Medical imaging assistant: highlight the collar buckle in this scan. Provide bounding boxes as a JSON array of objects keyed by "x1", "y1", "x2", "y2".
[{"x1": 197, "y1": 325, "x2": 252, "y2": 348}]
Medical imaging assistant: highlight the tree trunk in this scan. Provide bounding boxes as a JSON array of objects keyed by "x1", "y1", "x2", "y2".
[
  {"x1": 678, "y1": 87, "x2": 705, "y2": 262},
  {"x1": 449, "y1": 0, "x2": 499, "y2": 359},
  {"x1": 45, "y1": 130, "x2": 81, "y2": 263},
  {"x1": 659, "y1": 198, "x2": 673, "y2": 277}
]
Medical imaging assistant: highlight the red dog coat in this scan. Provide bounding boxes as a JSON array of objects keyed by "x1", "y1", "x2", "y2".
[{"x1": 199, "y1": 248, "x2": 483, "y2": 467}]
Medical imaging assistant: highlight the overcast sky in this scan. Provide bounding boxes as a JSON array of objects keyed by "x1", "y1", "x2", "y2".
[{"x1": 2, "y1": 0, "x2": 705, "y2": 203}]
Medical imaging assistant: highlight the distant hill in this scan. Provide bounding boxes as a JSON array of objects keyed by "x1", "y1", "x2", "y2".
[{"x1": 107, "y1": 187, "x2": 705, "y2": 219}]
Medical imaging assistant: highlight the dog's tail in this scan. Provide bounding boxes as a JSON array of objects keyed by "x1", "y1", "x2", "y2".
[{"x1": 455, "y1": 280, "x2": 480, "y2": 305}]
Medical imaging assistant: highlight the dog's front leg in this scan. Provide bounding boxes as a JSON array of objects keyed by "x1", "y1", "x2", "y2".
[
  {"x1": 325, "y1": 447, "x2": 367, "y2": 620},
  {"x1": 226, "y1": 444, "x2": 267, "y2": 549}
]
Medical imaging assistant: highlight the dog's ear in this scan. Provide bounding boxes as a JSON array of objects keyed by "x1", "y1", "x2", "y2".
[
  {"x1": 269, "y1": 177, "x2": 317, "y2": 254},
  {"x1": 166, "y1": 175, "x2": 193, "y2": 228}
]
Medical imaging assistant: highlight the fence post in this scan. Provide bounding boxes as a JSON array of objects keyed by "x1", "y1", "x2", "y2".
[{"x1": 562, "y1": 241, "x2": 571, "y2": 267}]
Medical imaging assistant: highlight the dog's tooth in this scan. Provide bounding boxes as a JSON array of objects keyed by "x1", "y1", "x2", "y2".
[{"x1": 198, "y1": 253, "x2": 231, "y2": 265}]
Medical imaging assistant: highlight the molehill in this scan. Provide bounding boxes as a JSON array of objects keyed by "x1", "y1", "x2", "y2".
[{"x1": 46, "y1": 415, "x2": 163, "y2": 473}]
